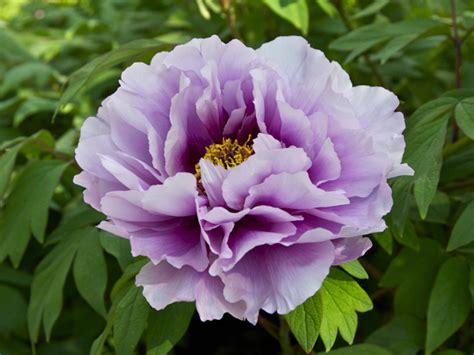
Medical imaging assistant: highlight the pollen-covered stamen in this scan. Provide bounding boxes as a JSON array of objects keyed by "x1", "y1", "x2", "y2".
[{"x1": 195, "y1": 135, "x2": 253, "y2": 181}]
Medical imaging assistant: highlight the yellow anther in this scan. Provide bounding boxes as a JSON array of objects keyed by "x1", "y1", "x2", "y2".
[{"x1": 195, "y1": 135, "x2": 253, "y2": 181}]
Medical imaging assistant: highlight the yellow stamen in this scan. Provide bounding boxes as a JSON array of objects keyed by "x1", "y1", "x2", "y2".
[{"x1": 195, "y1": 135, "x2": 253, "y2": 181}]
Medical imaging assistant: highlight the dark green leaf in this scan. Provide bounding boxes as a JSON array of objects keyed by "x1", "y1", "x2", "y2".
[
  {"x1": 99, "y1": 231, "x2": 132, "y2": 270},
  {"x1": 352, "y1": 0, "x2": 390, "y2": 19},
  {"x1": 447, "y1": 200, "x2": 474, "y2": 251},
  {"x1": 0, "y1": 284, "x2": 27, "y2": 332},
  {"x1": 147, "y1": 303, "x2": 195, "y2": 355},
  {"x1": 373, "y1": 229, "x2": 393, "y2": 255},
  {"x1": 425, "y1": 257, "x2": 471, "y2": 354},
  {"x1": 455, "y1": 97, "x2": 474, "y2": 139},
  {"x1": 0, "y1": 160, "x2": 69, "y2": 266},
  {"x1": 366, "y1": 315, "x2": 424, "y2": 355},
  {"x1": 114, "y1": 285, "x2": 150, "y2": 355}
]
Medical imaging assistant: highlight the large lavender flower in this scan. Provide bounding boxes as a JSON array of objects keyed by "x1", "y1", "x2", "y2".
[{"x1": 75, "y1": 36, "x2": 413, "y2": 323}]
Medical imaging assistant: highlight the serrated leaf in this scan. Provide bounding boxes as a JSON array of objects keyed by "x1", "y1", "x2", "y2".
[
  {"x1": 147, "y1": 302, "x2": 195, "y2": 355},
  {"x1": 425, "y1": 257, "x2": 471, "y2": 354},
  {"x1": 447, "y1": 200, "x2": 474, "y2": 251},
  {"x1": 455, "y1": 97, "x2": 474, "y2": 139},
  {"x1": 73, "y1": 228, "x2": 107, "y2": 317},
  {"x1": 327, "y1": 344, "x2": 392, "y2": 355},
  {"x1": 285, "y1": 291, "x2": 323, "y2": 352},
  {"x1": 262, "y1": 0, "x2": 309, "y2": 34},
  {"x1": 366, "y1": 315, "x2": 424, "y2": 355},
  {"x1": 56, "y1": 39, "x2": 173, "y2": 115},
  {"x1": 114, "y1": 285, "x2": 150, "y2": 355},
  {"x1": 0, "y1": 160, "x2": 69, "y2": 266},
  {"x1": 319, "y1": 269, "x2": 373, "y2": 351},
  {"x1": 340, "y1": 260, "x2": 368, "y2": 279}
]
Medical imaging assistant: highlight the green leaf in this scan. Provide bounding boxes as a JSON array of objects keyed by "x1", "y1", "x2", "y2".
[
  {"x1": 455, "y1": 97, "x2": 474, "y2": 139},
  {"x1": 27, "y1": 235, "x2": 77, "y2": 342},
  {"x1": 0, "y1": 264, "x2": 32, "y2": 287},
  {"x1": 114, "y1": 285, "x2": 150, "y2": 355},
  {"x1": 0, "y1": 61, "x2": 55, "y2": 95},
  {"x1": 315, "y1": 0, "x2": 337, "y2": 17},
  {"x1": 330, "y1": 19, "x2": 439, "y2": 63},
  {"x1": 14, "y1": 97, "x2": 57, "y2": 126},
  {"x1": 340, "y1": 260, "x2": 368, "y2": 279},
  {"x1": 327, "y1": 344, "x2": 392, "y2": 355},
  {"x1": 0, "y1": 284, "x2": 27, "y2": 332},
  {"x1": 56, "y1": 39, "x2": 173, "y2": 115},
  {"x1": 99, "y1": 231, "x2": 132, "y2": 270},
  {"x1": 319, "y1": 269, "x2": 373, "y2": 351},
  {"x1": 0, "y1": 160, "x2": 69, "y2": 267},
  {"x1": 373, "y1": 229, "x2": 393, "y2": 255},
  {"x1": 352, "y1": 0, "x2": 390, "y2": 19},
  {"x1": 425, "y1": 257, "x2": 471, "y2": 354},
  {"x1": 0, "y1": 28, "x2": 34, "y2": 63},
  {"x1": 147, "y1": 302, "x2": 195, "y2": 355},
  {"x1": 405, "y1": 97, "x2": 457, "y2": 219},
  {"x1": 366, "y1": 315, "x2": 424, "y2": 355},
  {"x1": 262, "y1": 0, "x2": 309, "y2": 34},
  {"x1": 0, "y1": 144, "x2": 21, "y2": 197},
  {"x1": 285, "y1": 291, "x2": 323, "y2": 352},
  {"x1": 380, "y1": 239, "x2": 445, "y2": 318},
  {"x1": 392, "y1": 220, "x2": 420, "y2": 251},
  {"x1": 447, "y1": 200, "x2": 474, "y2": 251},
  {"x1": 73, "y1": 228, "x2": 108, "y2": 317}
]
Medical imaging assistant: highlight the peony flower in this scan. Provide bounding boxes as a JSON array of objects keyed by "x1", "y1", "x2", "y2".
[{"x1": 74, "y1": 36, "x2": 413, "y2": 323}]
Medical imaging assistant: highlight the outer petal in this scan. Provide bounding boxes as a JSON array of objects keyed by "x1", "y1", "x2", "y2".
[
  {"x1": 221, "y1": 242, "x2": 335, "y2": 323},
  {"x1": 332, "y1": 237, "x2": 373, "y2": 265},
  {"x1": 136, "y1": 262, "x2": 246, "y2": 321}
]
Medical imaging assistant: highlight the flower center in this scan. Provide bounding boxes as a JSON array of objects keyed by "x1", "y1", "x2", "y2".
[{"x1": 195, "y1": 135, "x2": 253, "y2": 180}]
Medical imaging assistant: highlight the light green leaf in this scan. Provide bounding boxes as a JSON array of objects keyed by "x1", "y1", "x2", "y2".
[
  {"x1": 319, "y1": 269, "x2": 373, "y2": 351},
  {"x1": 352, "y1": 0, "x2": 390, "y2": 19},
  {"x1": 285, "y1": 291, "x2": 323, "y2": 352},
  {"x1": 426, "y1": 257, "x2": 471, "y2": 354},
  {"x1": 0, "y1": 160, "x2": 69, "y2": 267},
  {"x1": 315, "y1": 0, "x2": 337, "y2": 17},
  {"x1": 327, "y1": 344, "x2": 392, "y2": 355},
  {"x1": 56, "y1": 39, "x2": 173, "y2": 115},
  {"x1": 447, "y1": 200, "x2": 474, "y2": 251},
  {"x1": 73, "y1": 228, "x2": 108, "y2": 317},
  {"x1": 114, "y1": 285, "x2": 150, "y2": 355},
  {"x1": 262, "y1": 0, "x2": 309, "y2": 34},
  {"x1": 147, "y1": 302, "x2": 195, "y2": 355},
  {"x1": 455, "y1": 97, "x2": 474, "y2": 139},
  {"x1": 405, "y1": 97, "x2": 457, "y2": 219},
  {"x1": 366, "y1": 315, "x2": 424, "y2": 355},
  {"x1": 340, "y1": 260, "x2": 368, "y2": 279}
]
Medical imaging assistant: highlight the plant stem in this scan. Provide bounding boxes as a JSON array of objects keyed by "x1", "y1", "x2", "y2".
[
  {"x1": 221, "y1": 0, "x2": 241, "y2": 40},
  {"x1": 278, "y1": 316, "x2": 294, "y2": 355},
  {"x1": 332, "y1": 0, "x2": 386, "y2": 87},
  {"x1": 450, "y1": 0, "x2": 462, "y2": 141},
  {"x1": 258, "y1": 315, "x2": 279, "y2": 341}
]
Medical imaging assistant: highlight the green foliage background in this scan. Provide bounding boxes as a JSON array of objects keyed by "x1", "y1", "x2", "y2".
[{"x1": 0, "y1": 0, "x2": 473, "y2": 354}]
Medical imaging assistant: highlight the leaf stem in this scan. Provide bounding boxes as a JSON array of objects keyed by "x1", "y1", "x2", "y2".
[
  {"x1": 450, "y1": 0, "x2": 462, "y2": 141},
  {"x1": 220, "y1": 0, "x2": 241, "y2": 40}
]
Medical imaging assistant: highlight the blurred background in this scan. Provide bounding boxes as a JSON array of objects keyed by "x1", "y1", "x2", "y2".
[{"x1": 0, "y1": 0, "x2": 473, "y2": 354}]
